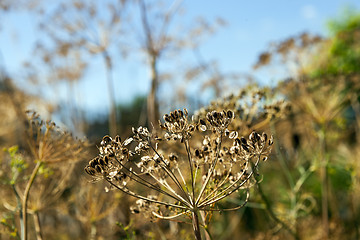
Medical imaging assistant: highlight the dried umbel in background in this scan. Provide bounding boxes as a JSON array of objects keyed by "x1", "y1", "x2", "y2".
[
  {"x1": 85, "y1": 109, "x2": 273, "y2": 239},
  {"x1": 1, "y1": 111, "x2": 90, "y2": 240},
  {"x1": 193, "y1": 86, "x2": 291, "y2": 135}
]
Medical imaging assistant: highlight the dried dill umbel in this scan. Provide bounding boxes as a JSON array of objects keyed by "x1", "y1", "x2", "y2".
[
  {"x1": 2, "y1": 111, "x2": 90, "y2": 240},
  {"x1": 193, "y1": 86, "x2": 290, "y2": 136},
  {"x1": 85, "y1": 108, "x2": 273, "y2": 240}
]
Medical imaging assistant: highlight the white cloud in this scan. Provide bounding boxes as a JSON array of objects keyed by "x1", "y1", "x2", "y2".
[{"x1": 301, "y1": 5, "x2": 317, "y2": 20}]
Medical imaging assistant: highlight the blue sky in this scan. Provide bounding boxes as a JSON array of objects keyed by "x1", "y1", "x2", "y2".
[{"x1": 1, "y1": 0, "x2": 360, "y2": 119}]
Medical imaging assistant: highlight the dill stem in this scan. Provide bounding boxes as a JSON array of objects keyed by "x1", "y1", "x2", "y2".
[
  {"x1": 192, "y1": 210, "x2": 202, "y2": 240},
  {"x1": 22, "y1": 161, "x2": 42, "y2": 240},
  {"x1": 33, "y1": 212, "x2": 43, "y2": 240}
]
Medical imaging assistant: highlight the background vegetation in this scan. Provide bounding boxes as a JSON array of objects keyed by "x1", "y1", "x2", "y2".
[{"x1": 1, "y1": 1, "x2": 360, "y2": 239}]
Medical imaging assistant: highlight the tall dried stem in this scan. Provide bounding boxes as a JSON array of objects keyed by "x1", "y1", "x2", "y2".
[
  {"x1": 33, "y1": 212, "x2": 43, "y2": 240},
  {"x1": 192, "y1": 210, "x2": 202, "y2": 240},
  {"x1": 319, "y1": 127, "x2": 329, "y2": 240},
  {"x1": 22, "y1": 161, "x2": 42, "y2": 240}
]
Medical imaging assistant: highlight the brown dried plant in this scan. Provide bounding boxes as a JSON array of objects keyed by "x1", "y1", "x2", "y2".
[
  {"x1": 253, "y1": 32, "x2": 323, "y2": 77},
  {"x1": 85, "y1": 108, "x2": 273, "y2": 239},
  {"x1": 194, "y1": 85, "x2": 291, "y2": 135},
  {"x1": 33, "y1": 0, "x2": 130, "y2": 136},
  {"x1": 67, "y1": 179, "x2": 122, "y2": 240},
  {"x1": 1, "y1": 111, "x2": 89, "y2": 240},
  {"x1": 278, "y1": 77, "x2": 350, "y2": 239}
]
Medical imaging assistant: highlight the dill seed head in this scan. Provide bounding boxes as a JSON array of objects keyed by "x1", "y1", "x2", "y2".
[
  {"x1": 206, "y1": 110, "x2": 234, "y2": 133},
  {"x1": 159, "y1": 108, "x2": 196, "y2": 141},
  {"x1": 84, "y1": 108, "x2": 273, "y2": 225}
]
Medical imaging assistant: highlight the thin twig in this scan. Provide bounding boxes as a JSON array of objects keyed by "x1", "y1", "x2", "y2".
[{"x1": 107, "y1": 179, "x2": 188, "y2": 210}]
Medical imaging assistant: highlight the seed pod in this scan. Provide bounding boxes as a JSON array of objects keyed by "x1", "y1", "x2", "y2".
[
  {"x1": 84, "y1": 166, "x2": 96, "y2": 176},
  {"x1": 212, "y1": 111, "x2": 218, "y2": 119},
  {"x1": 229, "y1": 131, "x2": 238, "y2": 139},
  {"x1": 221, "y1": 111, "x2": 226, "y2": 118},
  {"x1": 195, "y1": 149, "x2": 200, "y2": 157},
  {"x1": 115, "y1": 135, "x2": 121, "y2": 144},
  {"x1": 262, "y1": 133, "x2": 267, "y2": 143},
  {"x1": 131, "y1": 207, "x2": 140, "y2": 214},
  {"x1": 255, "y1": 132, "x2": 261, "y2": 141},
  {"x1": 132, "y1": 127, "x2": 137, "y2": 134},
  {"x1": 101, "y1": 135, "x2": 112, "y2": 146},
  {"x1": 188, "y1": 125, "x2": 195, "y2": 132},
  {"x1": 249, "y1": 132, "x2": 255, "y2": 142},
  {"x1": 242, "y1": 144, "x2": 249, "y2": 152},
  {"x1": 250, "y1": 131, "x2": 260, "y2": 143},
  {"x1": 164, "y1": 114, "x2": 171, "y2": 122},
  {"x1": 123, "y1": 138, "x2": 133, "y2": 146},
  {"x1": 99, "y1": 157, "x2": 106, "y2": 167},
  {"x1": 268, "y1": 135, "x2": 274, "y2": 145},
  {"x1": 89, "y1": 160, "x2": 96, "y2": 168},
  {"x1": 199, "y1": 124, "x2": 207, "y2": 131},
  {"x1": 108, "y1": 151, "x2": 115, "y2": 158},
  {"x1": 169, "y1": 153, "x2": 178, "y2": 161},
  {"x1": 104, "y1": 156, "x2": 109, "y2": 165},
  {"x1": 206, "y1": 112, "x2": 212, "y2": 121},
  {"x1": 170, "y1": 111, "x2": 176, "y2": 120},
  {"x1": 95, "y1": 165, "x2": 103, "y2": 173}
]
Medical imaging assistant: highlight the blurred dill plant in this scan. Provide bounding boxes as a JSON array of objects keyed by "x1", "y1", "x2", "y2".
[
  {"x1": 1, "y1": 111, "x2": 89, "y2": 240},
  {"x1": 68, "y1": 179, "x2": 123, "y2": 239},
  {"x1": 194, "y1": 85, "x2": 291, "y2": 135},
  {"x1": 85, "y1": 108, "x2": 273, "y2": 239}
]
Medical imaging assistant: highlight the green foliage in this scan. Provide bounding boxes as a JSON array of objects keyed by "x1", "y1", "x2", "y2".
[
  {"x1": 37, "y1": 164, "x2": 54, "y2": 178},
  {"x1": 327, "y1": 8, "x2": 360, "y2": 36},
  {"x1": 315, "y1": 8, "x2": 360, "y2": 76},
  {"x1": 328, "y1": 163, "x2": 352, "y2": 191},
  {"x1": 117, "y1": 95, "x2": 147, "y2": 128},
  {"x1": 1, "y1": 214, "x2": 19, "y2": 239},
  {"x1": 86, "y1": 95, "x2": 147, "y2": 140},
  {"x1": 3, "y1": 146, "x2": 28, "y2": 185},
  {"x1": 116, "y1": 220, "x2": 136, "y2": 240}
]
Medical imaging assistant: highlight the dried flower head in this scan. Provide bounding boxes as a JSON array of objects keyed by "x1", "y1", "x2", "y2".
[
  {"x1": 193, "y1": 86, "x2": 290, "y2": 136},
  {"x1": 85, "y1": 108, "x2": 273, "y2": 239}
]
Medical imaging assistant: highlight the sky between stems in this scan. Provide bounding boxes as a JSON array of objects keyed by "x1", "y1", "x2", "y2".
[{"x1": 0, "y1": 0, "x2": 359, "y2": 120}]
